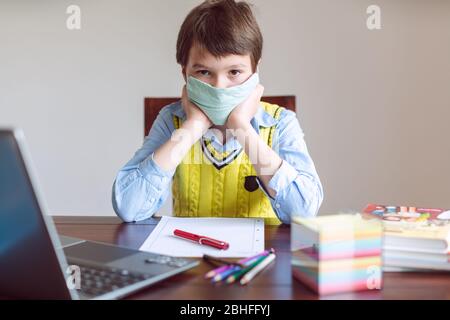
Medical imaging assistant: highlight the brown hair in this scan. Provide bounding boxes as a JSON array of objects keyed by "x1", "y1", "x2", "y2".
[{"x1": 176, "y1": 0, "x2": 263, "y2": 72}]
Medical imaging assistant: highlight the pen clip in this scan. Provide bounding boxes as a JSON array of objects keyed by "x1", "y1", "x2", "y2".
[{"x1": 198, "y1": 237, "x2": 225, "y2": 247}]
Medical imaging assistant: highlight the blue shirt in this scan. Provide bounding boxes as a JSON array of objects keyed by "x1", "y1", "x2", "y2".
[{"x1": 112, "y1": 100, "x2": 324, "y2": 224}]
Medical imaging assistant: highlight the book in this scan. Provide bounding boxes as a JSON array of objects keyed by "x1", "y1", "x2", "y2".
[
  {"x1": 383, "y1": 255, "x2": 450, "y2": 271},
  {"x1": 383, "y1": 226, "x2": 450, "y2": 253},
  {"x1": 363, "y1": 203, "x2": 450, "y2": 271},
  {"x1": 363, "y1": 203, "x2": 450, "y2": 227},
  {"x1": 384, "y1": 250, "x2": 449, "y2": 264}
]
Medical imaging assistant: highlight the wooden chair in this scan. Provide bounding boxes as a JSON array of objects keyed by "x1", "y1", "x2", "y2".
[{"x1": 144, "y1": 96, "x2": 296, "y2": 137}]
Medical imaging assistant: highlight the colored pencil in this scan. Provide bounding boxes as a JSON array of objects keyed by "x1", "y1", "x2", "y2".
[
  {"x1": 204, "y1": 249, "x2": 271, "y2": 279},
  {"x1": 240, "y1": 253, "x2": 276, "y2": 285},
  {"x1": 225, "y1": 255, "x2": 268, "y2": 284},
  {"x1": 212, "y1": 265, "x2": 241, "y2": 282},
  {"x1": 205, "y1": 265, "x2": 230, "y2": 279}
]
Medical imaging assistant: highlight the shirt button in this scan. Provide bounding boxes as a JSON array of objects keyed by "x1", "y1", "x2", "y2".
[
  {"x1": 275, "y1": 203, "x2": 281, "y2": 209},
  {"x1": 149, "y1": 198, "x2": 154, "y2": 204}
]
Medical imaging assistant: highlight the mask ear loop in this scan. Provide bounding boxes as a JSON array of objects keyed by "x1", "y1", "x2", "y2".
[
  {"x1": 254, "y1": 66, "x2": 261, "y2": 83},
  {"x1": 255, "y1": 58, "x2": 262, "y2": 75}
]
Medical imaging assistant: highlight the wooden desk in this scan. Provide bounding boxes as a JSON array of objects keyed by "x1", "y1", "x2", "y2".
[{"x1": 54, "y1": 216, "x2": 450, "y2": 300}]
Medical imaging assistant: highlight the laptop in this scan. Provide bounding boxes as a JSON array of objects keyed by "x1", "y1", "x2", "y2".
[{"x1": 0, "y1": 128, "x2": 199, "y2": 300}]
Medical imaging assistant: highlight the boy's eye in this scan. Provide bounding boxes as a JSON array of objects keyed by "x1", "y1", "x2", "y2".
[
  {"x1": 197, "y1": 70, "x2": 211, "y2": 76},
  {"x1": 230, "y1": 70, "x2": 242, "y2": 76}
]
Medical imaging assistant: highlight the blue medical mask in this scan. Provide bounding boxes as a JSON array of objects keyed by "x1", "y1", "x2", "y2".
[{"x1": 186, "y1": 73, "x2": 260, "y2": 125}]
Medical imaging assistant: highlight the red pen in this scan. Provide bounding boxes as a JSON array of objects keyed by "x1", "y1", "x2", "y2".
[{"x1": 173, "y1": 229, "x2": 229, "y2": 250}]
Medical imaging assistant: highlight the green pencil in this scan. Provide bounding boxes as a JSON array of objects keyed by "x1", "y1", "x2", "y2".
[{"x1": 225, "y1": 255, "x2": 267, "y2": 284}]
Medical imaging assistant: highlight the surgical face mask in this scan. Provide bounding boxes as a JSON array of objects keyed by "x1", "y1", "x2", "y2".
[{"x1": 186, "y1": 72, "x2": 260, "y2": 125}]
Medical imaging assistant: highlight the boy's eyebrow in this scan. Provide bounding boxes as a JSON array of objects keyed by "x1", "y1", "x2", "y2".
[
  {"x1": 227, "y1": 63, "x2": 247, "y2": 69},
  {"x1": 192, "y1": 63, "x2": 209, "y2": 69},
  {"x1": 192, "y1": 63, "x2": 247, "y2": 69}
]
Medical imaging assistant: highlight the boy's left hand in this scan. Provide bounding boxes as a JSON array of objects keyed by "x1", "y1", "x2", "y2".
[{"x1": 226, "y1": 84, "x2": 264, "y2": 130}]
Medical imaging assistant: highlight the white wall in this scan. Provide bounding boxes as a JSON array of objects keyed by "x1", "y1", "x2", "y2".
[{"x1": 1, "y1": 0, "x2": 449, "y2": 216}]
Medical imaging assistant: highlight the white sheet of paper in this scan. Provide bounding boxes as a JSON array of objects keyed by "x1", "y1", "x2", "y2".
[{"x1": 139, "y1": 216, "x2": 264, "y2": 257}]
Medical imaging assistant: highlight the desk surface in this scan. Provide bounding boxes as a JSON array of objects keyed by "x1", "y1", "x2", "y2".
[{"x1": 54, "y1": 216, "x2": 450, "y2": 300}]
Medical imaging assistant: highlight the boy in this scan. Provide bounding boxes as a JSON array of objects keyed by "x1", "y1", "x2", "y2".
[{"x1": 112, "y1": 0, "x2": 323, "y2": 224}]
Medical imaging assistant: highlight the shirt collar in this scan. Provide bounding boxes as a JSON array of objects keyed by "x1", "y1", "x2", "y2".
[{"x1": 170, "y1": 101, "x2": 279, "y2": 128}]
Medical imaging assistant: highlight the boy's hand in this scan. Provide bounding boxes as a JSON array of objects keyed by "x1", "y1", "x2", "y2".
[
  {"x1": 181, "y1": 85, "x2": 212, "y2": 131},
  {"x1": 226, "y1": 84, "x2": 264, "y2": 130}
]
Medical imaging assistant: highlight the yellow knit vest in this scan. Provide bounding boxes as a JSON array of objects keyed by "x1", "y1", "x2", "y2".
[{"x1": 172, "y1": 102, "x2": 284, "y2": 225}]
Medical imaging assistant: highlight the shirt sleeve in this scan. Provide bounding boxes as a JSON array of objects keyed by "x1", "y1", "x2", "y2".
[
  {"x1": 112, "y1": 106, "x2": 176, "y2": 222},
  {"x1": 259, "y1": 109, "x2": 324, "y2": 224}
]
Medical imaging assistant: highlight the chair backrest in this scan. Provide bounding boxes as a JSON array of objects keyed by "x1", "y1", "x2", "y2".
[{"x1": 144, "y1": 96, "x2": 296, "y2": 137}]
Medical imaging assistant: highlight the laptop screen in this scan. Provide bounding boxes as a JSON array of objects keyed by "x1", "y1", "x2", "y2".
[
  {"x1": 0, "y1": 130, "x2": 72, "y2": 299},
  {"x1": 0, "y1": 132, "x2": 43, "y2": 256}
]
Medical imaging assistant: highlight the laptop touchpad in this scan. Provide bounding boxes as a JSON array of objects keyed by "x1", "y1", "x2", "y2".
[{"x1": 64, "y1": 241, "x2": 135, "y2": 264}]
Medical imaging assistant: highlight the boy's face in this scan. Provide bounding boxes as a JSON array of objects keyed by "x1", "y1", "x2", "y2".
[{"x1": 183, "y1": 43, "x2": 255, "y2": 89}]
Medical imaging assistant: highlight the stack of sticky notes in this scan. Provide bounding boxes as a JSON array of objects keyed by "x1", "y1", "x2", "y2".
[{"x1": 291, "y1": 214, "x2": 383, "y2": 295}]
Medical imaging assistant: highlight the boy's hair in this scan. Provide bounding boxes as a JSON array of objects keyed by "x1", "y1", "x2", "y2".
[{"x1": 176, "y1": 0, "x2": 263, "y2": 72}]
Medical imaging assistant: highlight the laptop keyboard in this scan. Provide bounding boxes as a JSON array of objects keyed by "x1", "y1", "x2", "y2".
[{"x1": 76, "y1": 255, "x2": 191, "y2": 297}]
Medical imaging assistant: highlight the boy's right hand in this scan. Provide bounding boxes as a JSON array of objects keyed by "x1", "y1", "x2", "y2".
[{"x1": 181, "y1": 85, "x2": 212, "y2": 131}]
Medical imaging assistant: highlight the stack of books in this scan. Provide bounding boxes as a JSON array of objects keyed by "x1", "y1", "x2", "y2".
[
  {"x1": 364, "y1": 204, "x2": 450, "y2": 271},
  {"x1": 291, "y1": 214, "x2": 383, "y2": 295}
]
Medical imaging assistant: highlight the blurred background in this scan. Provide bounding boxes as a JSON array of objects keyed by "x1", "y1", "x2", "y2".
[{"x1": 1, "y1": 0, "x2": 449, "y2": 216}]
